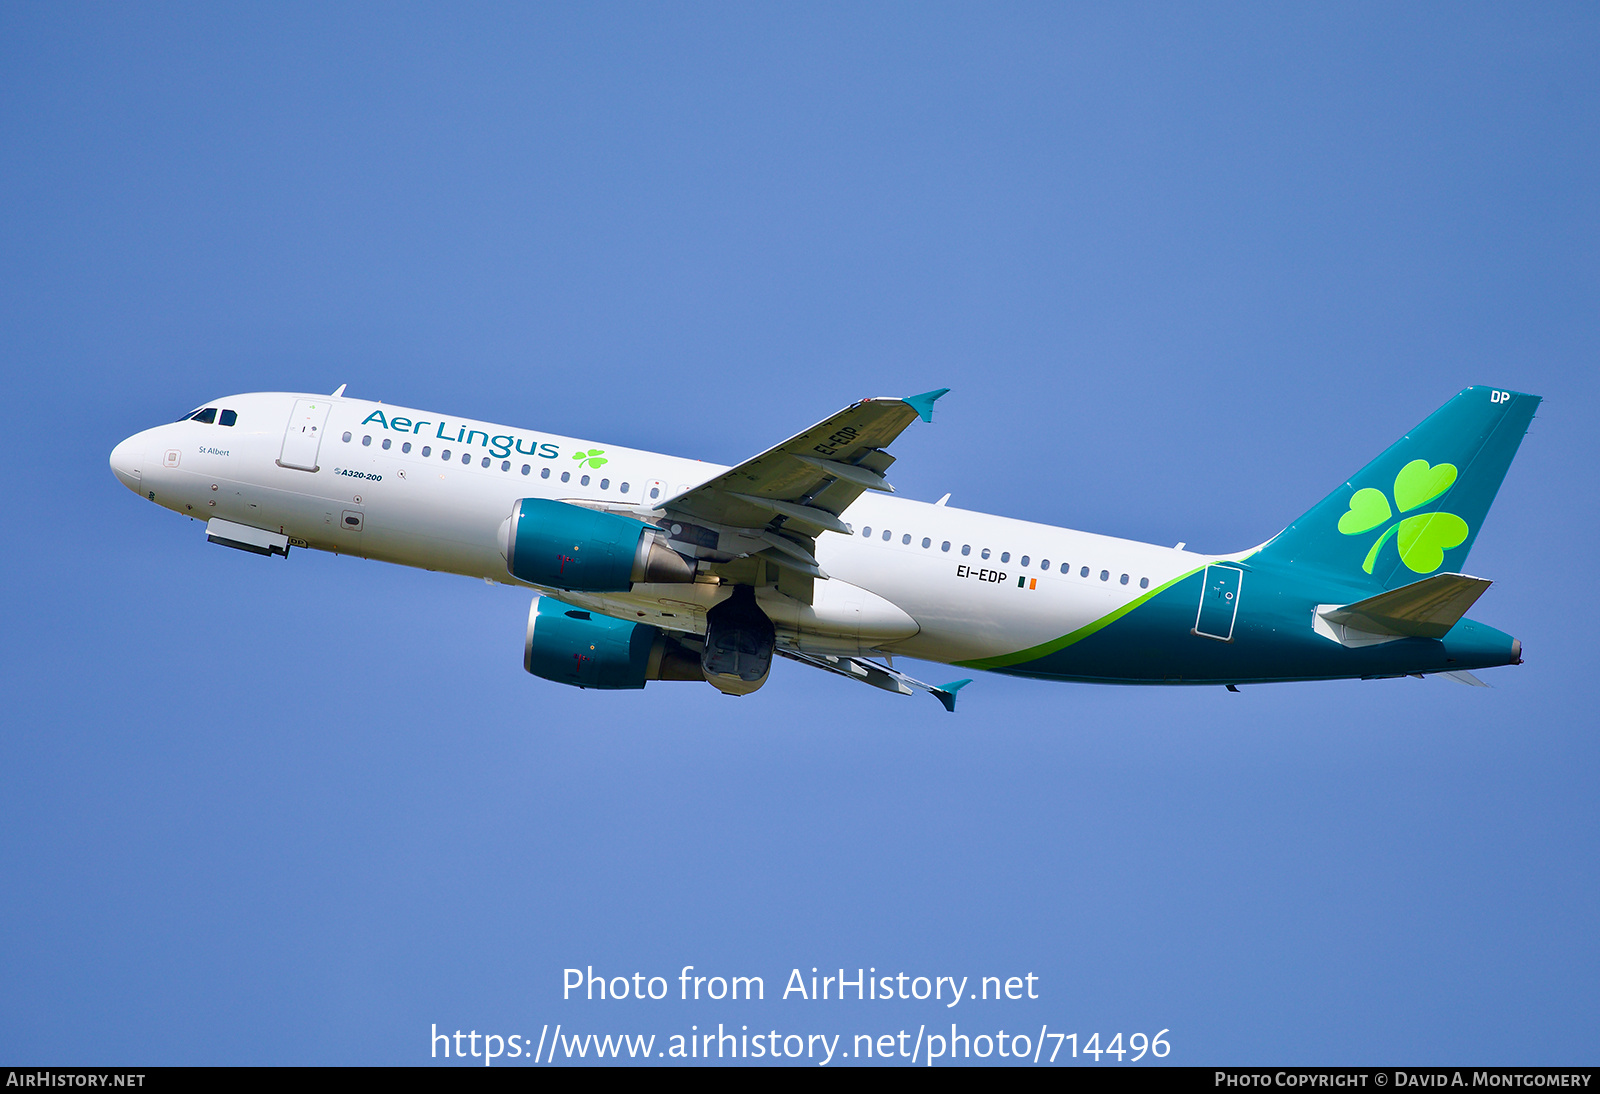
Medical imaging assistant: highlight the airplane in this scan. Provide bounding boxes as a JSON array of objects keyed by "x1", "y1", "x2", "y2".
[{"x1": 109, "y1": 384, "x2": 1538, "y2": 711}]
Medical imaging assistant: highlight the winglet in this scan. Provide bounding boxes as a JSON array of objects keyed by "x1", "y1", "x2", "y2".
[
  {"x1": 331, "y1": 383, "x2": 347, "y2": 397},
  {"x1": 903, "y1": 388, "x2": 951, "y2": 424},
  {"x1": 931, "y1": 678, "x2": 973, "y2": 713}
]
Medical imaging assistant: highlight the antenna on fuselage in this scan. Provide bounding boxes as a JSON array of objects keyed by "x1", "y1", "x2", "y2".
[{"x1": 331, "y1": 384, "x2": 347, "y2": 397}]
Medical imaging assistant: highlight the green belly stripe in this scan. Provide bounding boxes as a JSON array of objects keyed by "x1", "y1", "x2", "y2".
[{"x1": 956, "y1": 564, "x2": 1207, "y2": 670}]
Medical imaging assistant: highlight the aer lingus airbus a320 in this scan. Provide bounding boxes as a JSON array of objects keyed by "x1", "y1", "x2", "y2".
[{"x1": 110, "y1": 385, "x2": 1537, "y2": 710}]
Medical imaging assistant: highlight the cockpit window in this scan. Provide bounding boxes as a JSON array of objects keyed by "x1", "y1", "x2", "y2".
[
  {"x1": 186, "y1": 407, "x2": 217, "y2": 424},
  {"x1": 219, "y1": 409, "x2": 237, "y2": 427}
]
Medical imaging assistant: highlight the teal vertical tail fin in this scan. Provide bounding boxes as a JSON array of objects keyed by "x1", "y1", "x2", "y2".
[{"x1": 1255, "y1": 386, "x2": 1540, "y2": 590}]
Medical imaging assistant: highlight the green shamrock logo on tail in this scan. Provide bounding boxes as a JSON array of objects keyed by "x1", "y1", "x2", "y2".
[
  {"x1": 572, "y1": 448, "x2": 608, "y2": 470},
  {"x1": 1337, "y1": 459, "x2": 1469, "y2": 574}
]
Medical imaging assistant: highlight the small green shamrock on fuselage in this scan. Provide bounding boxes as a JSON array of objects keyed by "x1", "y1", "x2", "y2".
[
  {"x1": 572, "y1": 449, "x2": 608, "y2": 470},
  {"x1": 1337, "y1": 459, "x2": 1469, "y2": 575}
]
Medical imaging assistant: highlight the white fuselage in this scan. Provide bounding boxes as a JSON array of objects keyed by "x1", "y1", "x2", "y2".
[{"x1": 111, "y1": 392, "x2": 1217, "y2": 666}]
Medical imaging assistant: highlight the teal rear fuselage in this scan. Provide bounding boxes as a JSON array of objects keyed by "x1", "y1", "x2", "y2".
[
  {"x1": 970, "y1": 383, "x2": 1538, "y2": 687},
  {"x1": 992, "y1": 558, "x2": 1518, "y2": 685}
]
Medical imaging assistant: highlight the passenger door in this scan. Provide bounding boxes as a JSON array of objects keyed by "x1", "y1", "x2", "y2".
[{"x1": 278, "y1": 399, "x2": 333, "y2": 472}]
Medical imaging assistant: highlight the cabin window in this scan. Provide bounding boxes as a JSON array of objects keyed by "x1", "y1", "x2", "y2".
[
  {"x1": 581, "y1": 474, "x2": 590, "y2": 486},
  {"x1": 476, "y1": 456, "x2": 486, "y2": 468},
  {"x1": 922, "y1": 537, "x2": 931, "y2": 548},
  {"x1": 862, "y1": 527, "x2": 872, "y2": 537},
  {"x1": 981, "y1": 548, "x2": 991, "y2": 560},
  {"x1": 462, "y1": 453, "x2": 471, "y2": 465},
  {"x1": 561, "y1": 471, "x2": 570, "y2": 483},
  {"x1": 382, "y1": 438, "x2": 391, "y2": 450},
  {"x1": 1140, "y1": 577, "x2": 1150, "y2": 589},
  {"x1": 542, "y1": 468, "x2": 551, "y2": 480},
  {"x1": 521, "y1": 464, "x2": 530, "y2": 475},
  {"x1": 902, "y1": 534, "x2": 911, "y2": 545},
  {"x1": 1020, "y1": 555, "x2": 1029, "y2": 567},
  {"x1": 441, "y1": 449, "x2": 451, "y2": 460},
  {"x1": 882, "y1": 529, "x2": 891, "y2": 541},
  {"x1": 341, "y1": 431, "x2": 352, "y2": 442},
  {"x1": 941, "y1": 541, "x2": 951, "y2": 552},
  {"x1": 421, "y1": 446, "x2": 431, "y2": 457},
  {"x1": 362, "y1": 435, "x2": 371, "y2": 446},
  {"x1": 1080, "y1": 566, "x2": 1089, "y2": 577},
  {"x1": 600, "y1": 478, "x2": 610, "y2": 490},
  {"x1": 219, "y1": 409, "x2": 237, "y2": 427},
  {"x1": 621, "y1": 483, "x2": 630, "y2": 494},
  {"x1": 402, "y1": 442, "x2": 412, "y2": 454},
  {"x1": 191, "y1": 408, "x2": 217, "y2": 424},
  {"x1": 1100, "y1": 570, "x2": 1110, "y2": 582},
  {"x1": 648, "y1": 485, "x2": 659, "y2": 498},
  {"x1": 1000, "y1": 551, "x2": 1010, "y2": 563},
  {"x1": 1120, "y1": 573, "x2": 1129, "y2": 585},
  {"x1": 1041, "y1": 559, "x2": 1050, "y2": 571},
  {"x1": 502, "y1": 460, "x2": 511, "y2": 471},
  {"x1": 961, "y1": 545, "x2": 971, "y2": 556}
]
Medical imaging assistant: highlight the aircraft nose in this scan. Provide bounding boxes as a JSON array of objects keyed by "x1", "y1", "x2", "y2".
[{"x1": 110, "y1": 434, "x2": 144, "y2": 494}]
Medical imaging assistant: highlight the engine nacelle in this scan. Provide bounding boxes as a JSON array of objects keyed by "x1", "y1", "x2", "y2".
[
  {"x1": 524, "y1": 596, "x2": 704, "y2": 690},
  {"x1": 502, "y1": 498, "x2": 695, "y2": 591}
]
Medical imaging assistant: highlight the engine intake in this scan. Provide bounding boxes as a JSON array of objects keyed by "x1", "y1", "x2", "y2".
[{"x1": 503, "y1": 498, "x2": 695, "y2": 591}]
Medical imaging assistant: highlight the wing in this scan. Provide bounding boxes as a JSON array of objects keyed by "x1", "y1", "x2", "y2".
[
  {"x1": 778, "y1": 648, "x2": 972, "y2": 713},
  {"x1": 656, "y1": 389, "x2": 949, "y2": 602}
]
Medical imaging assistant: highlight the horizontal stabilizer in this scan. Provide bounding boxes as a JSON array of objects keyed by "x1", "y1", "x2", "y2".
[{"x1": 1320, "y1": 572, "x2": 1492, "y2": 641}]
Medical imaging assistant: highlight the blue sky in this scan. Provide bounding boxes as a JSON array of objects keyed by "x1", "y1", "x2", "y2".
[{"x1": 2, "y1": 3, "x2": 1596, "y2": 1065}]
